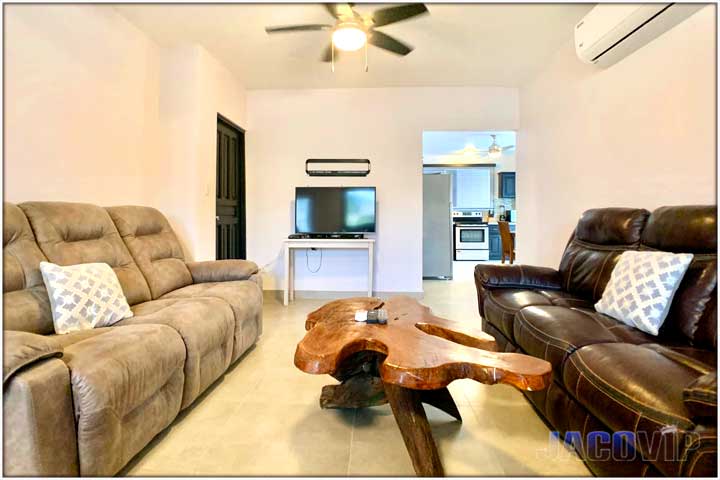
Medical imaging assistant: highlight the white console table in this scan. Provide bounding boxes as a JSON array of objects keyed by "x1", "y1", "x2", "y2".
[{"x1": 283, "y1": 238, "x2": 375, "y2": 306}]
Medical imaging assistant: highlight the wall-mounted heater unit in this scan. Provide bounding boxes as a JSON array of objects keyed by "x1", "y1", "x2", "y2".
[
  {"x1": 575, "y1": 3, "x2": 704, "y2": 68},
  {"x1": 305, "y1": 159, "x2": 371, "y2": 177}
]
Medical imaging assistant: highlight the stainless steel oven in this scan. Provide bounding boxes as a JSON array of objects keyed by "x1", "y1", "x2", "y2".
[{"x1": 454, "y1": 224, "x2": 489, "y2": 261}]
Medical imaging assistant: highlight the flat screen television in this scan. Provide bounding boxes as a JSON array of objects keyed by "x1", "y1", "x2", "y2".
[{"x1": 295, "y1": 187, "x2": 376, "y2": 234}]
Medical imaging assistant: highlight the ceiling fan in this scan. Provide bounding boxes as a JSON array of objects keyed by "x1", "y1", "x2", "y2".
[
  {"x1": 264, "y1": 4, "x2": 429, "y2": 69},
  {"x1": 483, "y1": 135, "x2": 515, "y2": 158}
]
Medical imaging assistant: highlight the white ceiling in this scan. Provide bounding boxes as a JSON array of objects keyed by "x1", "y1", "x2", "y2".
[{"x1": 115, "y1": 3, "x2": 593, "y2": 90}]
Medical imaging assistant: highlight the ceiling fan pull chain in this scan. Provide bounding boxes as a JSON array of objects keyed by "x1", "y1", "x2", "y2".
[
  {"x1": 364, "y1": 41, "x2": 369, "y2": 72},
  {"x1": 331, "y1": 37, "x2": 335, "y2": 72}
]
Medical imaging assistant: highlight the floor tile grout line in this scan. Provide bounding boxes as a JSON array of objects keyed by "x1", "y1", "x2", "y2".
[{"x1": 346, "y1": 407, "x2": 357, "y2": 476}]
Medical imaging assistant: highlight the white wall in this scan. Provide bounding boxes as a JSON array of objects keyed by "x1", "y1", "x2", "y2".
[
  {"x1": 155, "y1": 45, "x2": 247, "y2": 260},
  {"x1": 3, "y1": 5, "x2": 247, "y2": 261},
  {"x1": 246, "y1": 87, "x2": 519, "y2": 293},
  {"x1": 4, "y1": 5, "x2": 161, "y2": 206},
  {"x1": 518, "y1": 5, "x2": 716, "y2": 268}
]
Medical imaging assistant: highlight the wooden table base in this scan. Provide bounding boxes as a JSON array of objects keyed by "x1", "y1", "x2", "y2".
[
  {"x1": 296, "y1": 297, "x2": 552, "y2": 477},
  {"x1": 318, "y1": 352, "x2": 461, "y2": 477}
]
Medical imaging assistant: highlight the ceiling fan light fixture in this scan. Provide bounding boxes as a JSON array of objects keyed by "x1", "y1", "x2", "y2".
[
  {"x1": 488, "y1": 135, "x2": 503, "y2": 158},
  {"x1": 332, "y1": 23, "x2": 367, "y2": 51}
]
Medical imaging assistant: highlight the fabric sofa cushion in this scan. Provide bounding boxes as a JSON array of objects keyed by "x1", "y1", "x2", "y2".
[
  {"x1": 3, "y1": 203, "x2": 54, "y2": 334},
  {"x1": 40, "y1": 261, "x2": 133, "y2": 334},
  {"x1": 161, "y1": 280, "x2": 263, "y2": 362},
  {"x1": 3, "y1": 330, "x2": 63, "y2": 384},
  {"x1": 513, "y1": 306, "x2": 626, "y2": 377},
  {"x1": 563, "y1": 343, "x2": 712, "y2": 476},
  {"x1": 123, "y1": 297, "x2": 234, "y2": 408},
  {"x1": 62, "y1": 324, "x2": 185, "y2": 476},
  {"x1": 558, "y1": 208, "x2": 650, "y2": 301},
  {"x1": 482, "y1": 289, "x2": 593, "y2": 343},
  {"x1": 106, "y1": 206, "x2": 193, "y2": 299},
  {"x1": 19, "y1": 202, "x2": 152, "y2": 306},
  {"x1": 186, "y1": 259, "x2": 259, "y2": 284}
]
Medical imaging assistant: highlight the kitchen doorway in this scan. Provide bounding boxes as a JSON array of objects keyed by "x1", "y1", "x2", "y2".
[{"x1": 422, "y1": 131, "x2": 517, "y2": 281}]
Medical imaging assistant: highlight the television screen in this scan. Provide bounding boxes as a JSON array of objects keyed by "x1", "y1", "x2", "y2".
[{"x1": 295, "y1": 187, "x2": 376, "y2": 234}]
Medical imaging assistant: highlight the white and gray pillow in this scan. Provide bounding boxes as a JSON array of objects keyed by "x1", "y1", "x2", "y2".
[
  {"x1": 39, "y1": 261, "x2": 133, "y2": 334},
  {"x1": 595, "y1": 251, "x2": 693, "y2": 335}
]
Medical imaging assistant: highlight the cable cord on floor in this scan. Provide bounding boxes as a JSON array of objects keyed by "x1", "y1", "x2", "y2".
[{"x1": 305, "y1": 248, "x2": 322, "y2": 273}]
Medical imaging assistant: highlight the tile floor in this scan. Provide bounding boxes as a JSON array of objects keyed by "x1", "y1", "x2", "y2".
[{"x1": 122, "y1": 277, "x2": 591, "y2": 476}]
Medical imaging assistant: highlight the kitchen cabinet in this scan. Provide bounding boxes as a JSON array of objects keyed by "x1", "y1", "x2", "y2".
[{"x1": 498, "y1": 172, "x2": 516, "y2": 199}]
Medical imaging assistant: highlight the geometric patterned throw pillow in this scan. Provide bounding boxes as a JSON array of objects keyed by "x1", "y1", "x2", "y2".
[
  {"x1": 39, "y1": 261, "x2": 133, "y2": 334},
  {"x1": 595, "y1": 251, "x2": 693, "y2": 336}
]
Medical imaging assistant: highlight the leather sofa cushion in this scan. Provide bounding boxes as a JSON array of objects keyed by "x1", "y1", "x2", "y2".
[
  {"x1": 575, "y1": 208, "x2": 650, "y2": 246},
  {"x1": 683, "y1": 371, "x2": 717, "y2": 420},
  {"x1": 641, "y1": 205, "x2": 716, "y2": 254},
  {"x1": 19, "y1": 202, "x2": 151, "y2": 305},
  {"x1": 161, "y1": 280, "x2": 263, "y2": 361},
  {"x1": 641, "y1": 206, "x2": 718, "y2": 348},
  {"x1": 563, "y1": 343, "x2": 712, "y2": 476},
  {"x1": 513, "y1": 306, "x2": 644, "y2": 377},
  {"x1": 62, "y1": 324, "x2": 185, "y2": 476},
  {"x1": 125, "y1": 297, "x2": 234, "y2": 408},
  {"x1": 482, "y1": 289, "x2": 592, "y2": 342},
  {"x1": 107, "y1": 206, "x2": 192, "y2": 299},
  {"x1": 558, "y1": 208, "x2": 650, "y2": 301},
  {"x1": 3, "y1": 203, "x2": 54, "y2": 334}
]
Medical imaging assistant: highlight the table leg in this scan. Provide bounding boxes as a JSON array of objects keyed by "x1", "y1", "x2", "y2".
[
  {"x1": 367, "y1": 242, "x2": 374, "y2": 297},
  {"x1": 283, "y1": 245, "x2": 290, "y2": 306},
  {"x1": 289, "y1": 248, "x2": 295, "y2": 302},
  {"x1": 384, "y1": 383, "x2": 444, "y2": 477}
]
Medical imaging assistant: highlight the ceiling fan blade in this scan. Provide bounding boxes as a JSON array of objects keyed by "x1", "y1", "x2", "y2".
[
  {"x1": 368, "y1": 30, "x2": 413, "y2": 56},
  {"x1": 265, "y1": 24, "x2": 332, "y2": 34},
  {"x1": 502, "y1": 145, "x2": 516, "y2": 151},
  {"x1": 325, "y1": 4, "x2": 356, "y2": 19},
  {"x1": 371, "y1": 4, "x2": 428, "y2": 27}
]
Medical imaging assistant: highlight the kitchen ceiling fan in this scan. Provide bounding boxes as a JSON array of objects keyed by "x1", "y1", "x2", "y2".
[
  {"x1": 264, "y1": 3, "x2": 429, "y2": 70},
  {"x1": 483, "y1": 135, "x2": 515, "y2": 158}
]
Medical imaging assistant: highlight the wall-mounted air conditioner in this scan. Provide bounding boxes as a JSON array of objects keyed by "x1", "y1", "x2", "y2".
[{"x1": 575, "y1": 3, "x2": 704, "y2": 68}]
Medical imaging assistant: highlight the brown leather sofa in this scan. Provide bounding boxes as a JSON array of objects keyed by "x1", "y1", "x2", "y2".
[
  {"x1": 3, "y1": 201, "x2": 264, "y2": 476},
  {"x1": 475, "y1": 206, "x2": 717, "y2": 477}
]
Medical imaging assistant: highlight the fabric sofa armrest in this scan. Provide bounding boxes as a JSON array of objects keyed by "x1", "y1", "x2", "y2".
[
  {"x1": 3, "y1": 330, "x2": 63, "y2": 385},
  {"x1": 474, "y1": 264, "x2": 563, "y2": 290},
  {"x1": 186, "y1": 259, "x2": 260, "y2": 284},
  {"x1": 684, "y1": 371, "x2": 717, "y2": 420}
]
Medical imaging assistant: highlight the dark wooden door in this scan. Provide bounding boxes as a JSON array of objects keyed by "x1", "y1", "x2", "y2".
[{"x1": 216, "y1": 116, "x2": 246, "y2": 260}]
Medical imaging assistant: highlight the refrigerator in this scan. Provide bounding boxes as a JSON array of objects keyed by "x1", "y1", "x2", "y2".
[{"x1": 423, "y1": 173, "x2": 453, "y2": 279}]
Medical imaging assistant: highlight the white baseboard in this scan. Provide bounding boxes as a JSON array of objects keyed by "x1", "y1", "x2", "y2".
[{"x1": 263, "y1": 289, "x2": 423, "y2": 303}]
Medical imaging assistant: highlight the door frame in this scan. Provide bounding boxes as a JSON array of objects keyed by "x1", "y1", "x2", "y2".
[{"x1": 216, "y1": 113, "x2": 247, "y2": 259}]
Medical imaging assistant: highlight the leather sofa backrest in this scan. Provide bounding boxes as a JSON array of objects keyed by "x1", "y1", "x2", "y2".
[
  {"x1": 2, "y1": 203, "x2": 55, "y2": 334},
  {"x1": 559, "y1": 208, "x2": 650, "y2": 301},
  {"x1": 641, "y1": 206, "x2": 717, "y2": 348},
  {"x1": 106, "y1": 206, "x2": 192, "y2": 299},
  {"x1": 19, "y1": 202, "x2": 152, "y2": 306}
]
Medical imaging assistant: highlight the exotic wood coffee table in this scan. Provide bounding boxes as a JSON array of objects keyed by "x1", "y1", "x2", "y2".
[{"x1": 294, "y1": 296, "x2": 552, "y2": 477}]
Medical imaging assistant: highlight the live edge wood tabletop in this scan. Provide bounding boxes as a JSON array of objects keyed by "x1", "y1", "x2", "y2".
[{"x1": 294, "y1": 296, "x2": 552, "y2": 477}]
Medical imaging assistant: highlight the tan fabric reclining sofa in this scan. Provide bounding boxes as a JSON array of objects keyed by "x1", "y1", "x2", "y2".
[{"x1": 3, "y1": 201, "x2": 263, "y2": 476}]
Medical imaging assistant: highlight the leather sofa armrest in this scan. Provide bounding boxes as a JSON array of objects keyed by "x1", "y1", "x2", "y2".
[
  {"x1": 474, "y1": 264, "x2": 563, "y2": 290},
  {"x1": 684, "y1": 371, "x2": 717, "y2": 420},
  {"x1": 3, "y1": 330, "x2": 63, "y2": 385},
  {"x1": 186, "y1": 259, "x2": 260, "y2": 284}
]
